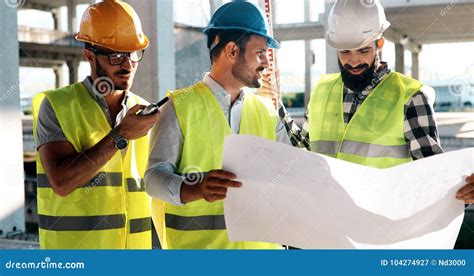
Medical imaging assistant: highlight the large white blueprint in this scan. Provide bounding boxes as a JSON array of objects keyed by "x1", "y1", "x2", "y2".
[{"x1": 222, "y1": 135, "x2": 473, "y2": 249}]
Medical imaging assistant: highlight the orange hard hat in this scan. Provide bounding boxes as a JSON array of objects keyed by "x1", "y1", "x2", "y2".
[{"x1": 75, "y1": 0, "x2": 149, "y2": 52}]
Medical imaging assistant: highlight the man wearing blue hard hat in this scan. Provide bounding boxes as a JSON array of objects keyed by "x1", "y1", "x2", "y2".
[{"x1": 145, "y1": 1, "x2": 291, "y2": 249}]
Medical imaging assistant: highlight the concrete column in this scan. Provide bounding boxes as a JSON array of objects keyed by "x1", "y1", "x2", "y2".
[
  {"x1": 324, "y1": 1, "x2": 338, "y2": 74},
  {"x1": 304, "y1": 0, "x2": 312, "y2": 107},
  {"x1": 126, "y1": 0, "x2": 175, "y2": 103},
  {"x1": 395, "y1": 43, "x2": 405, "y2": 74},
  {"x1": 209, "y1": 0, "x2": 223, "y2": 14},
  {"x1": 52, "y1": 8, "x2": 61, "y2": 31},
  {"x1": 67, "y1": 0, "x2": 77, "y2": 33},
  {"x1": 54, "y1": 65, "x2": 63, "y2": 88},
  {"x1": 66, "y1": 59, "x2": 79, "y2": 84},
  {"x1": 411, "y1": 50, "x2": 420, "y2": 80},
  {"x1": 0, "y1": 2, "x2": 25, "y2": 237}
]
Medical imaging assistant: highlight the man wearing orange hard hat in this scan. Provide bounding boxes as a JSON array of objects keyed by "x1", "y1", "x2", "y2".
[{"x1": 32, "y1": 0, "x2": 159, "y2": 249}]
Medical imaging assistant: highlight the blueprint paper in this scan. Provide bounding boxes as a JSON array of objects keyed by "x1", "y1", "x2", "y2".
[{"x1": 222, "y1": 135, "x2": 472, "y2": 249}]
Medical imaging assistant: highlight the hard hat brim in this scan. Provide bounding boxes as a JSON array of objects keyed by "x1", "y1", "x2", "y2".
[
  {"x1": 203, "y1": 26, "x2": 280, "y2": 49},
  {"x1": 326, "y1": 21, "x2": 390, "y2": 50},
  {"x1": 75, "y1": 34, "x2": 149, "y2": 52}
]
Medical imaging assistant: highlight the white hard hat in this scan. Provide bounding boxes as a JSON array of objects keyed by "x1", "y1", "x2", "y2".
[{"x1": 326, "y1": 0, "x2": 391, "y2": 50}]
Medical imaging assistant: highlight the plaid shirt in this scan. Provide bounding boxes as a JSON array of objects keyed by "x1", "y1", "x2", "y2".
[{"x1": 279, "y1": 64, "x2": 444, "y2": 160}]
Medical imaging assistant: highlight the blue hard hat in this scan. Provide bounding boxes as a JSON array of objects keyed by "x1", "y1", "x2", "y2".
[{"x1": 203, "y1": 1, "x2": 280, "y2": 49}]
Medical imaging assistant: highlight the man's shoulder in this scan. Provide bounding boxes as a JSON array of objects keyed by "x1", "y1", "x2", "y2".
[{"x1": 167, "y1": 82, "x2": 207, "y2": 102}]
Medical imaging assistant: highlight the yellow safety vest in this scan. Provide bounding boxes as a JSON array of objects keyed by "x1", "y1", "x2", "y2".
[
  {"x1": 151, "y1": 82, "x2": 280, "y2": 249},
  {"x1": 308, "y1": 72, "x2": 422, "y2": 168},
  {"x1": 32, "y1": 82, "x2": 152, "y2": 249}
]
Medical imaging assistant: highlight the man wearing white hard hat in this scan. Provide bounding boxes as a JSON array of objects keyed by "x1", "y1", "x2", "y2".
[{"x1": 280, "y1": 1, "x2": 474, "y2": 204}]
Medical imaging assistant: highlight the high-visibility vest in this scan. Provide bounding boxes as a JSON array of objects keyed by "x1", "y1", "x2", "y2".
[
  {"x1": 308, "y1": 72, "x2": 422, "y2": 168},
  {"x1": 32, "y1": 82, "x2": 152, "y2": 249},
  {"x1": 151, "y1": 82, "x2": 280, "y2": 249}
]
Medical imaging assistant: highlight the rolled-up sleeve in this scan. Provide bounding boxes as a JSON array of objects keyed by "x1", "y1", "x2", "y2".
[
  {"x1": 35, "y1": 98, "x2": 67, "y2": 149},
  {"x1": 145, "y1": 101, "x2": 186, "y2": 206}
]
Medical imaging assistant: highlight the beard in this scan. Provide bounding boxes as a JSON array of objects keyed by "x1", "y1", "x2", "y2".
[
  {"x1": 338, "y1": 58, "x2": 377, "y2": 92},
  {"x1": 95, "y1": 59, "x2": 130, "y2": 91},
  {"x1": 231, "y1": 54, "x2": 264, "y2": 88}
]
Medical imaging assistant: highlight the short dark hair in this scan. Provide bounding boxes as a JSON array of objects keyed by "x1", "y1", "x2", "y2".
[
  {"x1": 207, "y1": 29, "x2": 252, "y2": 63},
  {"x1": 84, "y1": 42, "x2": 93, "y2": 49}
]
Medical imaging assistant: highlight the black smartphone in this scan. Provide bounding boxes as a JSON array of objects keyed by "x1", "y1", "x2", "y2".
[{"x1": 138, "y1": 97, "x2": 169, "y2": 116}]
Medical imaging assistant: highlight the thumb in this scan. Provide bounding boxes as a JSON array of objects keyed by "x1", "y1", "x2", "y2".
[{"x1": 127, "y1": 104, "x2": 146, "y2": 115}]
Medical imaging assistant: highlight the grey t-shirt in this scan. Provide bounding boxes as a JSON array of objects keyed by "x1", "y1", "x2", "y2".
[{"x1": 36, "y1": 77, "x2": 129, "y2": 149}]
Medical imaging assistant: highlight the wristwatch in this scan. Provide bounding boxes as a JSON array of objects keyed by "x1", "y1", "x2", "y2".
[{"x1": 109, "y1": 127, "x2": 128, "y2": 150}]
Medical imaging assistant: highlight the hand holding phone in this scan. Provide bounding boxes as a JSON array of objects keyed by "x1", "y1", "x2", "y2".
[{"x1": 138, "y1": 97, "x2": 169, "y2": 116}]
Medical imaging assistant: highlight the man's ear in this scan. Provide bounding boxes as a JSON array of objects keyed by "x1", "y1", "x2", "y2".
[
  {"x1": 224, "y1": 42, "x2": 240, "y2": 62},
  {"x1": 376, "y1": 37, "x2": 385, "y2": 50},
  {"x1": 83, "y1": 49, "x2": 94, "y2": 64}
]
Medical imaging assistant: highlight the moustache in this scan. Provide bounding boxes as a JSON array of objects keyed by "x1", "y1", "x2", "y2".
[
  {"x1": 115, "y1": 70, "x2": 132, "y2": 76},
  {"x1": 344, "y1": 64, "x2": 369, "y2": 71}
]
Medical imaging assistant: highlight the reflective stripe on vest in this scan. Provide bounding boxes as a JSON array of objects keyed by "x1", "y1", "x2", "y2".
[
  {"x1": 308, "y1": 72, "x2": 422, "y2": 168},
  {"x1": 130, "y1": 217, "x2": 152, "y2": 233},
  {"x1": 38, "y1": 214, "x2": 125, "y2": 231},
  {"x1": 32, "y1": 83, "x2": 151, "y2": 249},
  {"x1": 165, "y1": 213, "x2": 226, "y2": 231},
  {"x1": 153, "y1": 82, "x2": 279, "y2": 249},
  {"x1": 310, "y1": 140, "x2": 410, "y2": 158},
  {"x1": 37, "y1": 172, "x2": 122, "y2": 188},
  {"x1": 38, "y1": 214, "x2": 151, "y2": 233}
]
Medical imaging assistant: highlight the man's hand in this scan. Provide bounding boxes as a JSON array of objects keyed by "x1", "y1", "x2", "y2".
[
  {"x1": 180, "y1": 170, "x2": 242, "y2": 203},
  {"x1": 456, "y1": 173, "x2": 474, "y2": 204},
  {"x1": 198, "y1": 170, "x2": 242, "y2": 202},
  {"x1": 117, "y1": 104, "x2": 160, "y2": 140},
  {"x1": 256, "y1": 74, "x2": 276, "y2": 100}
]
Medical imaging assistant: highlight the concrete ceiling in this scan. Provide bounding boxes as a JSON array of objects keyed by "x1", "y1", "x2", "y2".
[
  {"x1": 22, "y1": 0, "x2": 474, "y2": 46},
  {"x1": 274, "y1": 1, "x2": 474, "y2": 47},
  {"x1": 21, "y1": 0, "x2": 93, "y2": 10},
  {"x1": 384, "y1": 2, "x2": 474, "y2": 45}
]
